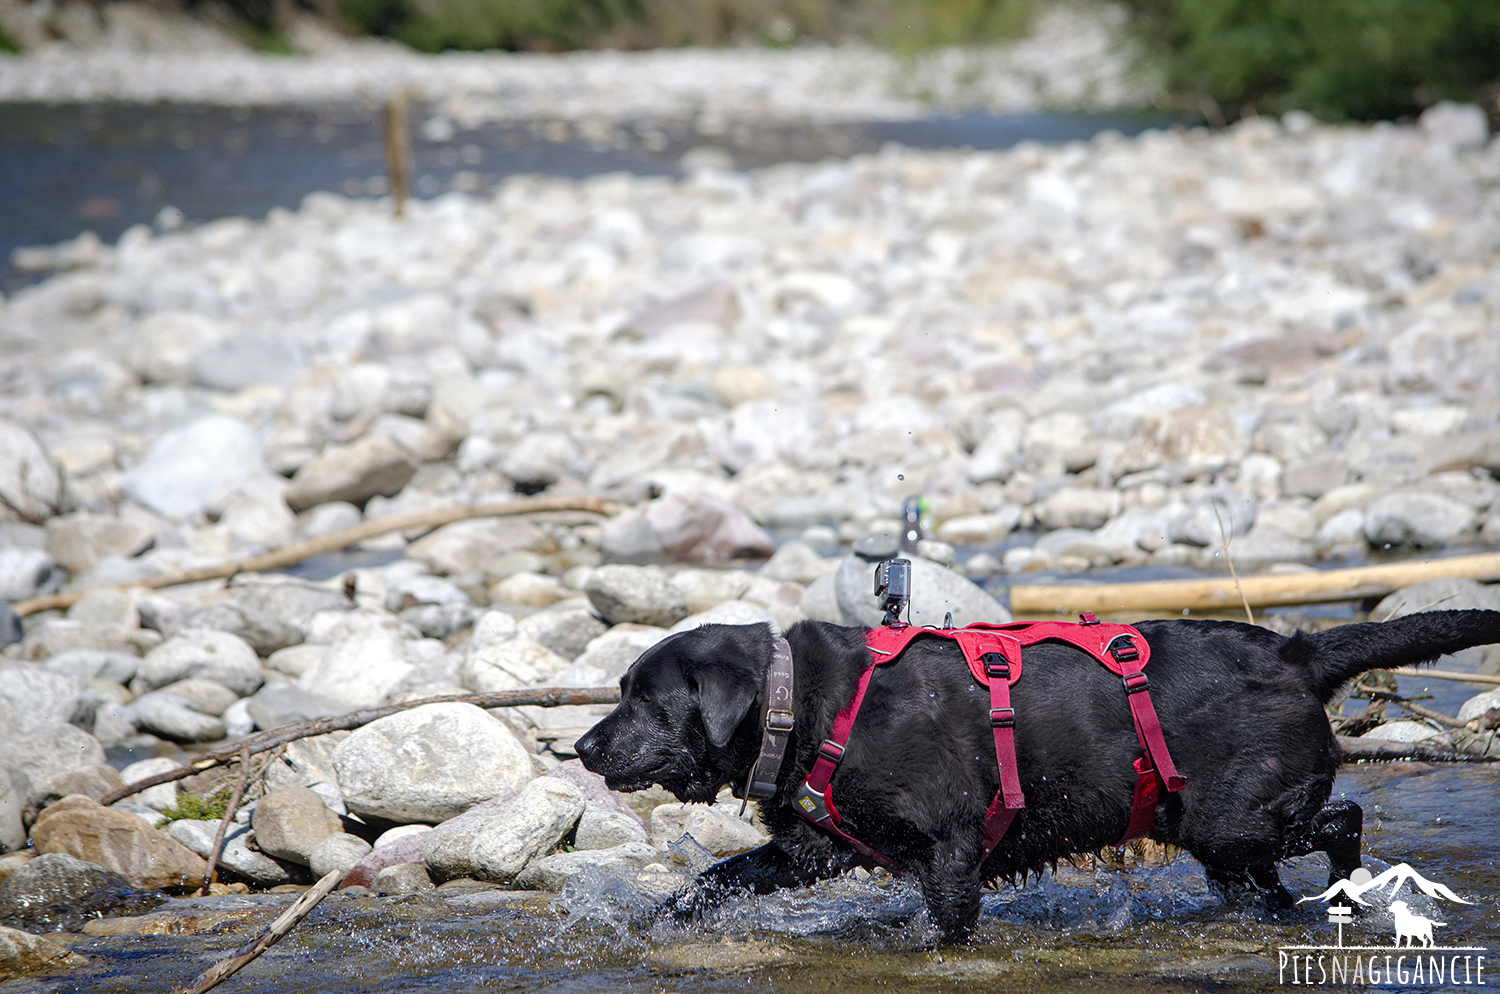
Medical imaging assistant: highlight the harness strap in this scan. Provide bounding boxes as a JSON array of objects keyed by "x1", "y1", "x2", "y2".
[{"x1": 793, "y1": 658, "x2": 902, "y2": 870}]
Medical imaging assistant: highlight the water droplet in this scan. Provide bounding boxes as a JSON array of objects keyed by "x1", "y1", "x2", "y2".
[{"x1": 897, "y1": 474, "x2": 905, "y2": 481}]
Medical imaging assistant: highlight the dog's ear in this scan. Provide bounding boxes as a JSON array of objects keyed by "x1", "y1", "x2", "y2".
[{"x1": 692, "y1": 666, "x2": 759, "y2": 749}]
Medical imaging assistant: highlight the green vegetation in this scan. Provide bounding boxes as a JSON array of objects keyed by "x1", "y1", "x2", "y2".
[
  {"x1": 1124, "y1": 0, "x2": 1500, "y2": 120},
  {"x1": 0, "y1": 23, "x2": 18, "y2": 52},
  {"x1": 155, "y1": 791, "x2": 230, "y2": 827},
  {"x1": 193, "y1": 0, "x2": 1032, "y2": 53}
]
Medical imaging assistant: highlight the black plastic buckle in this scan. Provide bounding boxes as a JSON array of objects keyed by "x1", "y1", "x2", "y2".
[
  {"x1": 766, "y1": 709, "x2": 795, "y2": 733},
  {"x1": 817, "y1": 739, "x2": 846, "y2": 764},
  {"x1": 1123, "y1": 672, "x2": 1150, "y2": 694},
  {"x1": 982, "y1": 651, "x2": 1010, "y2": 681},
  {"x1": 990, "y1": 707, "x2": 1016, "y2": 728},
  {"x1": 1108, "y1": 635, "x2": 1139, "y2": 663}
]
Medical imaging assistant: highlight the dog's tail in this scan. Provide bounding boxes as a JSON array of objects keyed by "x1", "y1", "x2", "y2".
[{"x1": 1282, "y1": 609, "x2": 1500, "y2": 702}]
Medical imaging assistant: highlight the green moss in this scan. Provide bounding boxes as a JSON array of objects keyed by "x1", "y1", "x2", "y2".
[
  {"x1": 155, "y1": 792, "x2": 231, "y2": 828},
  {"x1": 0, "y1": 24, "x2": 19, "y2": 53}
]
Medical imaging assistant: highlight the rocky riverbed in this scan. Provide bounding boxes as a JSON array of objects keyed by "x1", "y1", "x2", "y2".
[{"x1": 1, "y1": 77, "x2": 1500, "y2": 982}]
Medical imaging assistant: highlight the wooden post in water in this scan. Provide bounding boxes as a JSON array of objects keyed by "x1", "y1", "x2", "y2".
[{"x1": 384, "y1": 91, "x2": 412, "y2": 216}]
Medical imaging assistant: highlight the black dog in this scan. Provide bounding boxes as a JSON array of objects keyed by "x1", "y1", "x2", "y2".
[{"x1": 575, "y1": 611, "x2": 1500, "y2": 943}]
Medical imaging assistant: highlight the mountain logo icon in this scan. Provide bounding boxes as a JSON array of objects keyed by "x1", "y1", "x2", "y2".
[{"x1": 1298, "y1": 864, "x2": 1474, "y2": 908}]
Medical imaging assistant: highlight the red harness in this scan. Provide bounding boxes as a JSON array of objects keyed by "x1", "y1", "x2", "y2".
[{"x1": 792, "y1": 613, "x2": 1185, "y2": 870}]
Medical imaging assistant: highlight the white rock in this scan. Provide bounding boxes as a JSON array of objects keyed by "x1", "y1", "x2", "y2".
[
  {"x1": 0, "y1": 548, "x2": 55, "y2": 601},
  {"x1": 297, "y1": 628, "x2": 416, "y2": 708},
  {"x1": 120, "y1": 415, "x2": 264, "y2": 520},
  {"x1": 136, "y1": 628, "x2": 263, "y2": 696},
  {"x1": 118, "y1": 757, "x2": 181, "y2": 812},
  {"x1": 467, "y1": 778, "x2": 585, "y2": 883},
  {"x1": 649, "y1": 802, "x2": 766, "y2": 856},
  {"x1": 461, "y1": 636, "x2": 570, "y2": 692},
  {"x1": 333, "y1": 702, "x2": 535, "y2": 823},
  {"x1": 515, "y1": 841, "x2": 659, "y2": 891}
]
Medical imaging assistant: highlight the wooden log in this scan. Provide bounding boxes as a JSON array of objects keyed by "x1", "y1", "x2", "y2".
[
  {"x1": 1391, "y1": 667, "x2": 1500, "y2": 686},
  {"x1": 12, "y1": 495, "x2": 620, "y2": 617},
  {"x1": 1008, "y1": 552, "x2": 1500, "y2": 616},
  {"x1": 1336, "y1": 735, "x2": 1495, "y2": 763}
]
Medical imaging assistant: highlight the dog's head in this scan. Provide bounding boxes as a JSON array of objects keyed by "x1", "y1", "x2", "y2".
[{"x1": 575, "y1": 623, "x2": 772, "y2": 803}]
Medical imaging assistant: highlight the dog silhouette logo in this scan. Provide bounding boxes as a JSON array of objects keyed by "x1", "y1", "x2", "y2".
[{"x1": 1389, "y1": 900, "x2": 1446, "y2": 949}]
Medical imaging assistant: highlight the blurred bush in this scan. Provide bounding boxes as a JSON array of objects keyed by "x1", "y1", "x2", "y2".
[
  {"x1": 1125, "y1": 0, "x2": 1500, "y2": 120},
  {"x1": 194, "y1": 0, "x2": 1032, "y2": 52}
]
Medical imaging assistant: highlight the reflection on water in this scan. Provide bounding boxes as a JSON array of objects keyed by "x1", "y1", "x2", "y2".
[{"x1": 8, "y1": 764, "x2": 1495, "y2": 994}]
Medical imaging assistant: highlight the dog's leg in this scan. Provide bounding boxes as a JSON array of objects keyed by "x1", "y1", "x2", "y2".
[
  {"x1": 664, "y1": 841, "x2": 843, "y2": 923},
  {"x1": 1247, "y1": 863, "x2": 1295, "y2": 911},
  {"x1": 914, "y1": 853, "x2": 983, "y2": 945}
]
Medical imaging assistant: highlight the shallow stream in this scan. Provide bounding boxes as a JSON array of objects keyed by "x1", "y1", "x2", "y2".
[{"x1": 5, "y1": 763, "x2": 1497, "y2": 993}]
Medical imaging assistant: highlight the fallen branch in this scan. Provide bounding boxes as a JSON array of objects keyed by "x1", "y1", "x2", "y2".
[
  {"x1": 173, "y1": 868, "x2": 343, "y2": 994},
  {"x1": 1354, "y1": 689, "x2": 1469, "y2": 730},
  {"x1": 13, "y1": 495, "x2": 622, "y2": 617},
  {"x1": 99, "y1": 686, "x2": 621, "y2": 807},
  {"x1": 1390, "y1": 667, "x2": 1500, "y2": 686},
  {"x1": 1336, "y1": 735, "x2": 1496, "y2": 763},
  {"x1": 199, "y1": 746, "x2": 251, "y2": 897},
  {"x1": 1007, "y1": 552, "x2": 1500, "y2": 616}
]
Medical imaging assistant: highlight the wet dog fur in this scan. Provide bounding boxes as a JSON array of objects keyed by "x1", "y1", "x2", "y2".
[{"x1": 575, "y1": 610, "x2": 1500, "y2": 943}]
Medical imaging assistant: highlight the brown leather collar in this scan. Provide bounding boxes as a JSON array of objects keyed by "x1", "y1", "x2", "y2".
[{"x1": 737, "y1": 635, "x2": 795, "y2": 801}]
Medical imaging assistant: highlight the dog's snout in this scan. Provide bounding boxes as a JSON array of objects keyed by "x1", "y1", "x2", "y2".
[{"x1": 574, "y1": 726, "x2": 602, "y2": 770}]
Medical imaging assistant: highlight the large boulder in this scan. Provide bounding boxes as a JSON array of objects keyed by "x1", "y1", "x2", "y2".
[
  {"x1": 467, "y1": 779, "x2": 585, "y2": 884},
  {"x1": 833, "y1": 543, "x2": 1009, "y2": 628},
  {"x1": 333, "y1": 703, "x2": 534, "y2": 824},
  {"x1": 649, "y1": 802, "x2": 765, "y2": 856},
  {"x1": 515, "y1": 842, "x2": 659, "y2": 891},
  {"x1": 0, "y1": 663, "x2": 84, "y2": 734},
  {"x1": 28, "y1": 796, "x2": 207, "y2": 891},
  {"x1": 2, "y1": 724, "x2": 107, "y2": 789}
]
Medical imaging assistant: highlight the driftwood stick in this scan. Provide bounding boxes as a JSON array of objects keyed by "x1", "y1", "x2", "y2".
[
  {"x1": 1336, "y1": 735, "x2": 1496, "y2": 763},
  {"x1": 173, "y1": 868, "x2": 344, "y2": 994},
  {"x1": 1390, "y1": 667, "x2": 1500, "y2": 686},
  {"x1": 98, "y1": 686, "x2": 621, "y2": 806},
  {"x1": 1008, "y1": 552, "x2": 1500, "y2": 615},
  {"x1": 200, "y1": 746, "x2": 252, "y2": 897},
  {"x1": 1355, "y1": 689, "x2": 1470, "y2": 730},
  {"x1": 12, "y1": 495, "x2": 621, "y2": 617}
]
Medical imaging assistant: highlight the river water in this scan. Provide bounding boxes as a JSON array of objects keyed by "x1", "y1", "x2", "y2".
[
  {"x1": 3, "y1": 762, "x2": 1495, "y2": 993},
  {"x1": 0, "y1": 102, "x2": 1185, "y2": 291}
]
